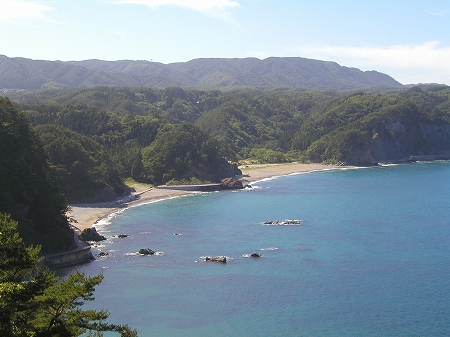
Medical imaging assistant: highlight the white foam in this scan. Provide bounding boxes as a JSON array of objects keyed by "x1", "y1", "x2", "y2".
[{"x1": 262, "y1": 219, "x2": 302, "y2": 226}]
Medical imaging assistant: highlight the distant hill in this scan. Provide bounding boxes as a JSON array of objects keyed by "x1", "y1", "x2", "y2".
[{"x1": 0, "y1": 55, "x2": 402, "y2": 90}]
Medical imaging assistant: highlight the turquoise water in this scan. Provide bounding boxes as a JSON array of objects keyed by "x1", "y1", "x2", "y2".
[{"x1": 74, "y1": 162, "x2": 450, "y2": 336}]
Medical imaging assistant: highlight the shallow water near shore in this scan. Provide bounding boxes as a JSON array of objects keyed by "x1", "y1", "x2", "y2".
[{"x1": 71, "y1": 161, "x2": 450, "y2": 336}]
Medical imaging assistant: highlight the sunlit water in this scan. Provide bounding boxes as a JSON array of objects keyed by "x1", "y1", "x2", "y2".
[{"x1": 70, "y1": 162, "x2": 450, "y2": 336}]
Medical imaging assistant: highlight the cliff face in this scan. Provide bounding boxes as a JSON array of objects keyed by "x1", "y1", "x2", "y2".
[
  {"x1": 301, "y1": 89, "x2": 450, "y2": 166},
  {"x1": 366, "y1": 122, "x2": 450, "y2": 165}
]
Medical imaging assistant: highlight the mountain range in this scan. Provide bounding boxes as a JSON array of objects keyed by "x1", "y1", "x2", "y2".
[{"x1": 0, "y1": 55, "x2": 402, "y2": 91}]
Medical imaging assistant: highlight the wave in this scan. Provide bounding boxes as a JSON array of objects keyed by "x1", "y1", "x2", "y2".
[{"x1": 262, "y1": 219, "x2": 302, "y2": 226}]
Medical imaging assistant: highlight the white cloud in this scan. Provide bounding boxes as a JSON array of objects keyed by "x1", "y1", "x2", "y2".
[
  {"x1": 111, "y1": 0, "x2": 241, "y2": 23},
  {"x1": 293, "y1": 41, "x2": 450, "y2": 84},
  {"x1": 0, "y1": 0, "x2": 53, "y2": 22},
  {"x1": 114, "y1": 0, "x2": 240, "y2": 12}
]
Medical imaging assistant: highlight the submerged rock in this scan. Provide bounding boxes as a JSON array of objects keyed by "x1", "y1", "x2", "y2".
[{"x1": 250, "y1": 252, "x2": 262, "y2": 258}]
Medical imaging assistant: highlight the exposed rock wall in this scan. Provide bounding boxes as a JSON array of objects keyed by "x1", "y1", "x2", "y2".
[{"x1": 367, "y1": 122, "x2": 450, "y2": 164}]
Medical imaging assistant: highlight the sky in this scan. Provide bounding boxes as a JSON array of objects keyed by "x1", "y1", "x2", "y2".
[{"x1": 2, "y1": 0, "x2": 450, "y2": 85}]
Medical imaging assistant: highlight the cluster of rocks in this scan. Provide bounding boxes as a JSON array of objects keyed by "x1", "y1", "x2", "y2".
[
  {"x1": 205, "y1": 252, "x2": 263, "y2": 263},
  {"x1": 84, "y1": 226, "x2": 264, "y2": 263}
]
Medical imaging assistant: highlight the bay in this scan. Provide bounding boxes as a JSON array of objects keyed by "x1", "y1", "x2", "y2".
[{"x1": 73, "y1": 161, "x2": 450, "y2": 336}]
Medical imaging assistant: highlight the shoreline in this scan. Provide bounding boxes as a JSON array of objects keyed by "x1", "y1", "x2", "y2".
[{"x1": 68, "y1": 162, "x2": 342, "y2": 231}]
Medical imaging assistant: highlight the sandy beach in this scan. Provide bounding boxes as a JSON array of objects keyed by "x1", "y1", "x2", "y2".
[{"x1": 69, "y1": 162, "x2": 337, "y2": 231}]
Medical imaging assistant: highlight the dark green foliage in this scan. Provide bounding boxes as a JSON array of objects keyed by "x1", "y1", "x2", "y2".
[
  {"x1": 0, "y1": 213, "x2": 137, "y2": 337},
  {"x1": 35, "y1": 124, "x2": 127, "y2": 203},
  {"x1": 22, "y1": 99, "x2": 163, "y2": 179},
  {"x1": 291, "y1": 92, "x2": 394, "y2": 151},
  {"x1": 142, "y1": 123, "x2": 234, "y2": 184},
  {"x1": 248, "y1": 148, "x2": 287, "y2": 163},
  {"x1": 301, "y1": 89, "x2": 450, "y2": 164},
  {"x1": 194, "y1": 90, "x2": 328, "y2": 158},
  {"x1": 6, "y1": 84, "x2": 450, "y2": 180},
  {"x1": 0, "y1": 97, "x2": 74, "y2": 253}
]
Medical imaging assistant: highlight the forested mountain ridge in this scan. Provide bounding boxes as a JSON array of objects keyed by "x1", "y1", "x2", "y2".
[
  {"x1": 0, "y1": 55, "x2": 402, "y2": 90},
  {"x1": 10, "y1": 84, "x2": 450, "y2": 169}
]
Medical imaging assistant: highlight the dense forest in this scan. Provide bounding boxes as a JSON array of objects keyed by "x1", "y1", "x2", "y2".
[
  {"x1": 9, "y1": 84, "x2": 450, "y2": 168},
  {"x1": 0, "y1": 97, "x2": 74, "y2": 253},
  {"x1": 3, "y1": 84, "x2": 450, "y2": 249}
]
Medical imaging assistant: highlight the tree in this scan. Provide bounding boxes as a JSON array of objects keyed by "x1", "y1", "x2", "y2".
[
  {"x1": 0, "y1": 97, "x2": 74, "y2": 253},
  {"x1": 0, "y1": 213, "x2": 137, "y2": 337}
]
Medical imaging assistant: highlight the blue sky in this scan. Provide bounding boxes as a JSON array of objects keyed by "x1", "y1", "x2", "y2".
[{"x1": 2, "y1": 0, "x2": 450, "y2": 85}]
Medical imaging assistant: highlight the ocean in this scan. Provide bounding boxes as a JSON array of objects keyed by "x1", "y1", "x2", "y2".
[{"x1": 71, "y1": 161, "x2": 450, "y2": 336}]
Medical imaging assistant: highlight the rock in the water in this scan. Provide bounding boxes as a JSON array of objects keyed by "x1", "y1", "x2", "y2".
[
  {"x1": 97, "y1": 251, "x2": 108, "y2": 257},
  {"x1": 205, "y1": 256, "x2": 227, "y2": 263},
  {"x1": 220, "y1": 178, "x2": 244, "y2": 190},
  {"x1": 139, "y1": 248, "x2": 155, "y2": 255},
  {"x1": 250, "y1": 252, "x2": 262, "y2": 258},
  {"x1": 80, "y1": 227, "x2": 106, "y2": 242},
  {"x1": 117, "y1": 234, "x2": 129, "y2": 238}
]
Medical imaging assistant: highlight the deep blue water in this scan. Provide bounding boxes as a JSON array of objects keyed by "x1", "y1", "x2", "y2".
[{"x1": 74, "y1": 162, "x2": 450, "y2": 336}]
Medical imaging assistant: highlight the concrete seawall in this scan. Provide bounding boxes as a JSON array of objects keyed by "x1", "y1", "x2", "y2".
[
  {"x1": 156, "y1": 183, "x2": 225, "y2": 192},
  {"x1": 44, "y1": 245, "x2": 94, "y2": 268},
  {"x1": 43, "y1": 227, "x2": 94, "y2": 268}
]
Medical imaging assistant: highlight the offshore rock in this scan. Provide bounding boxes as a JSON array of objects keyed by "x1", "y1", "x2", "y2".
[
  {"x1": 80, "y1": 227, "x2": 106, "y2": 242},
  {"x1": 139, "y1": 248, "x2": 155, "y2": 255},
  {"x1": 205, "y1": 256, "x2": 227, "y2": 263},
  {"x1": 250, "y1": 252, "x2": 262, "y2": 258}
]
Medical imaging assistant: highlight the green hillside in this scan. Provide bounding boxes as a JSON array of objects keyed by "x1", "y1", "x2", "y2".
[
  {"x1": 0, "y1": 97, "x2": 74, "y2": 253},
  {"x1": 1, "y1": 55, "x2": 402, "y2": 90},
  {"x1": 3, "y1": 84, "x2": 450, "y2": 250}
]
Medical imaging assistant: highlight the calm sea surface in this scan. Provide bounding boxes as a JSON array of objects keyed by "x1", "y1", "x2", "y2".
[{"x1": 72, "y1": 162, "x2": 450, "y2": 336}]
